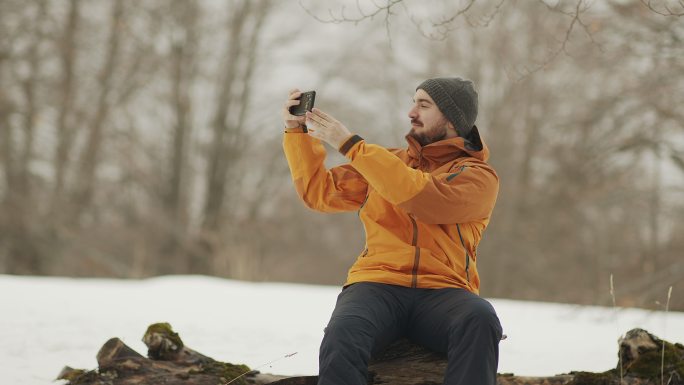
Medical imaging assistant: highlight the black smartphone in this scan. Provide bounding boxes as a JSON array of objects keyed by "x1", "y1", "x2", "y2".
[{"x1": 289, "y1": 91, "x2": 316, "y2": 116}]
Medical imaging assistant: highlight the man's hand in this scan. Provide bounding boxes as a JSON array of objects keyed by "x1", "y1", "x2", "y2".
[
  {"x1": 282, "y1": 89, "x2": 307, "y2": 129},
  {"x1": 306, "y1": 108, "x2": 353, "y2": 150}
]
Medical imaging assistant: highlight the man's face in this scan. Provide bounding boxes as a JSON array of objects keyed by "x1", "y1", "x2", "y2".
[{"x1": 407, "y1": 89, "x2": 456, "y2": 147}]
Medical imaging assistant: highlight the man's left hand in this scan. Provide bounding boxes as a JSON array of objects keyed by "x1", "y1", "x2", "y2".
[{"x1": 306, "y1": 108, "x2": 353, "y2": 150}]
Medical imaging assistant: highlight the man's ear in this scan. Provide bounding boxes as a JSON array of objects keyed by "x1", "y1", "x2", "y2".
[{"x1": 446, "y1": 121, "x2": 457, "y2": 134}]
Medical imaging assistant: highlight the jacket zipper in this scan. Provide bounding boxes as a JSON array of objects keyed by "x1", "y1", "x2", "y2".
[
  {"x1": 410, "y1": 152, "x2": 423, "y2": 287},
  {"x1": 456, "y1": 224, "x2": 470, "y2": 283},
  {"x1": 358, "y1": 194, "x2": 369, "y2": 215},
  {"x1": 409, "y1": 215, "x2": 420, "y2": 288},
  {"x1": 358, "y1": 193, "x2": 370, "y2": 257}
]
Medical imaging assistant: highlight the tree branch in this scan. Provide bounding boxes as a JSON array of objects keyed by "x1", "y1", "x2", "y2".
[
  {"x1": 409, "y1": 0, "x2": 479, "y2": 41},
  {"x1": 300, "y1": 0, "x2": 403, "y2": 25},
  {"x1": 300, "y1": 0, "x2": 403, "y2": 44},
  {"x1": 640, "y1": 0, "x2": 684, "y2": 17},
  {"x1": 514, "y1": 0, "x2": 601, "y2": 81}
]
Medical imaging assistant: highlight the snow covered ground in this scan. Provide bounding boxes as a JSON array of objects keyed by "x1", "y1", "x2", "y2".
[{"x1": 1, "y1": 274, "x2": 682, "y2": 385}]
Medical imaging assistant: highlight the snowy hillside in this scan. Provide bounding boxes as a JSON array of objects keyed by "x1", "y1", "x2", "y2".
[{"x1": 1, "y1": 274, "x2": 682, "y2": 385}]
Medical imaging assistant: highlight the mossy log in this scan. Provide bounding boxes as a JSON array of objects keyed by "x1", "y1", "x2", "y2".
[
  {"x1": 270, "y1": 328, "x2": 684, "y2": 385},
  {"x1": 57, "y1": 322, "x2": 286, "y2": 385},
  {"x1": 58, "y1": 326, "x2": 683, "y2": 385}
]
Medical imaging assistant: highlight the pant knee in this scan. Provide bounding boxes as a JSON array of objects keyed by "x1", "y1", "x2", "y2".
[
  {"x1": 473, "y1": 299, "x2": 499, "y2": 321},
  {"x1": 323, "y1": 316, "x2": 376, "y2": 349},
  {"x1": 320, "y1": 316, "x2": 376, "y2": 376},
  {"x1": 454, "y1": 299, "x2": 502, "y2": 338}
]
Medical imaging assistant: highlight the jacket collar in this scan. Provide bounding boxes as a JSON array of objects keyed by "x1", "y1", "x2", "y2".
[{"x1": 405, "y1": 125, "x2": 490, "y2": 166}]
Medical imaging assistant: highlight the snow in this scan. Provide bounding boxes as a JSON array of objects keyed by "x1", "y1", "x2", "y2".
[{"x1": 1, "y1": 274, "x2": 682, "y2": 384}]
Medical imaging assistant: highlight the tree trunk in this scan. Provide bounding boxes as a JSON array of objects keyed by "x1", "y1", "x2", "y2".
[
  {"x1": 155, "y1": 0, "x2": 200, "y2": 276},
  {"x1": 202, "y1": 0, "x2": 251, "y2": 232},
  {"x1": 0, "y1": 59, "x2": 15, "y2": 273},
  {"x1": 198, "y1": 0, "x2": 271, "y2": 274},
  {"x1": 71, "y1": 0, "x2": 123, "y2": 221},
  {"x1": 2, "y1": 0, "x2": 48, "y2": 274},
  {"x1": 52, "y1": 0, "x2": 80, "y2": 215}
]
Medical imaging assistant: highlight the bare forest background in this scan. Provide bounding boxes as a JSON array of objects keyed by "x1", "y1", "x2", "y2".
[{"x1": 0, "y1": 0, "x2": 682, "y2": 310}]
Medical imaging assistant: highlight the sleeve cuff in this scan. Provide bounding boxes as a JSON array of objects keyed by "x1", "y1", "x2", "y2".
[{"x1": 338, "y1": 134, "x2": 364, "y2": 156}]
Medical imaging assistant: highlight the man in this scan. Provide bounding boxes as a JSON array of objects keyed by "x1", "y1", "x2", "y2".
[{"x1": 281, "y1": 77, "x2": 503, "y2": 385}]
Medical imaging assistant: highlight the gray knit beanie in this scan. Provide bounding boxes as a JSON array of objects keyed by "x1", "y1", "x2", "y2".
[{"x1": 417, "y1": 77, "x2": 478, "y2": 139}]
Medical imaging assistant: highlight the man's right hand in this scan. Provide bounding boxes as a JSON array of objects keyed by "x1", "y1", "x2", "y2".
[{"x1": 282, "y1": 89, "x2": 307, "y2": 130}]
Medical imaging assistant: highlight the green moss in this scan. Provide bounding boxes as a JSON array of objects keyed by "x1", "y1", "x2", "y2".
[
  {"x1": 60, "y1": 369, "x2": 97, "y2": 385},
  {"x1": 57, "y1": 367, "x2": 87, "y2": 382},
  {"x1": 143, "y1": 322, "x2": 184, "y2": 348},
  {"x1": 194, "y1": 361, "x2": 252, "y2": 385},
  {"x1": 627, "y1": 342, "x2": 684, "y2": 379},
  {"x1": 567, "y1": 371, "x2": 614, "y2": 385},
  {"x1": 143, "y1": 322, "x2": 184, "y2": 359},
  {"x1": 61, "y1": 369, "x2": 116, "y2": 385}
]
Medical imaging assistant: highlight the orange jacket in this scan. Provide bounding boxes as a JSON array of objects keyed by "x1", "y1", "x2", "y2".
[{"x1": 283, "y1": 127, "x2": 498, "y2": 294}]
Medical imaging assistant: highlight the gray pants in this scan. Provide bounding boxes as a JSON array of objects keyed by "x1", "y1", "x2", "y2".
[{"x1": 318, "y1": 282, "x2": 502, "y2": 385}]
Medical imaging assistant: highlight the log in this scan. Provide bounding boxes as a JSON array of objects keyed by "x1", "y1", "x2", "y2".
[
  {"x1": 268, "y1": 328, "x2": 684, "y2": 385},
  {"x1": 57, "y1": 322, "x2": 286, "y2": 385},
  {"x1": 96, "y1": 337, "x2": 144, "y2": 369},
  {"x1": 266, "y1": 377, "x2": 318, "y2": 385},
  {"x1": 617, "y1": 328, "x2": 684, "y2": 383},
  {"x1": 58, "y1": 325, "x2": 684, "y2": 385}
]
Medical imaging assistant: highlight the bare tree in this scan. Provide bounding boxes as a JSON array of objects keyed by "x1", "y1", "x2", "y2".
[
  {"x1": 0, "y1": 0, "x2": 50, "y2": 273},
  {"x1": 70, "y1": 0, "x2": 124, "y2": 221},
  {"x1": 198, "y1": 0, "x2": 272, "y2": 275},
  {"x1": 154, "y1": 0, "x2": 201, "y2": 275},
  {"x1": 302, "y1": 0, "x2": 601, "y2": 76},
  {"x1": 52, "y1": 0, "x2": 80, "y2": 217}
]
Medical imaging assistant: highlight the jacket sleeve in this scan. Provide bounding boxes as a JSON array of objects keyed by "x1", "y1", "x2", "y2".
[
  {"x1": 344, "y1": 139, "x2": 498, "y2": 224},
  {"x1": 283, "y1": 131, "x2": 368, "y2": 213}
]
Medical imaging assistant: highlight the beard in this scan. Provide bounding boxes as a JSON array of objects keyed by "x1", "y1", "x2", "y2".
[{"x1": 408, "y1": 120, "x2": 449, "y2": 147}]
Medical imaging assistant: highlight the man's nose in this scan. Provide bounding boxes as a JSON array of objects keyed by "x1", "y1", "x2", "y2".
[{"x1": 408, "y1": 106, "x2": 418, "y2": 119}]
